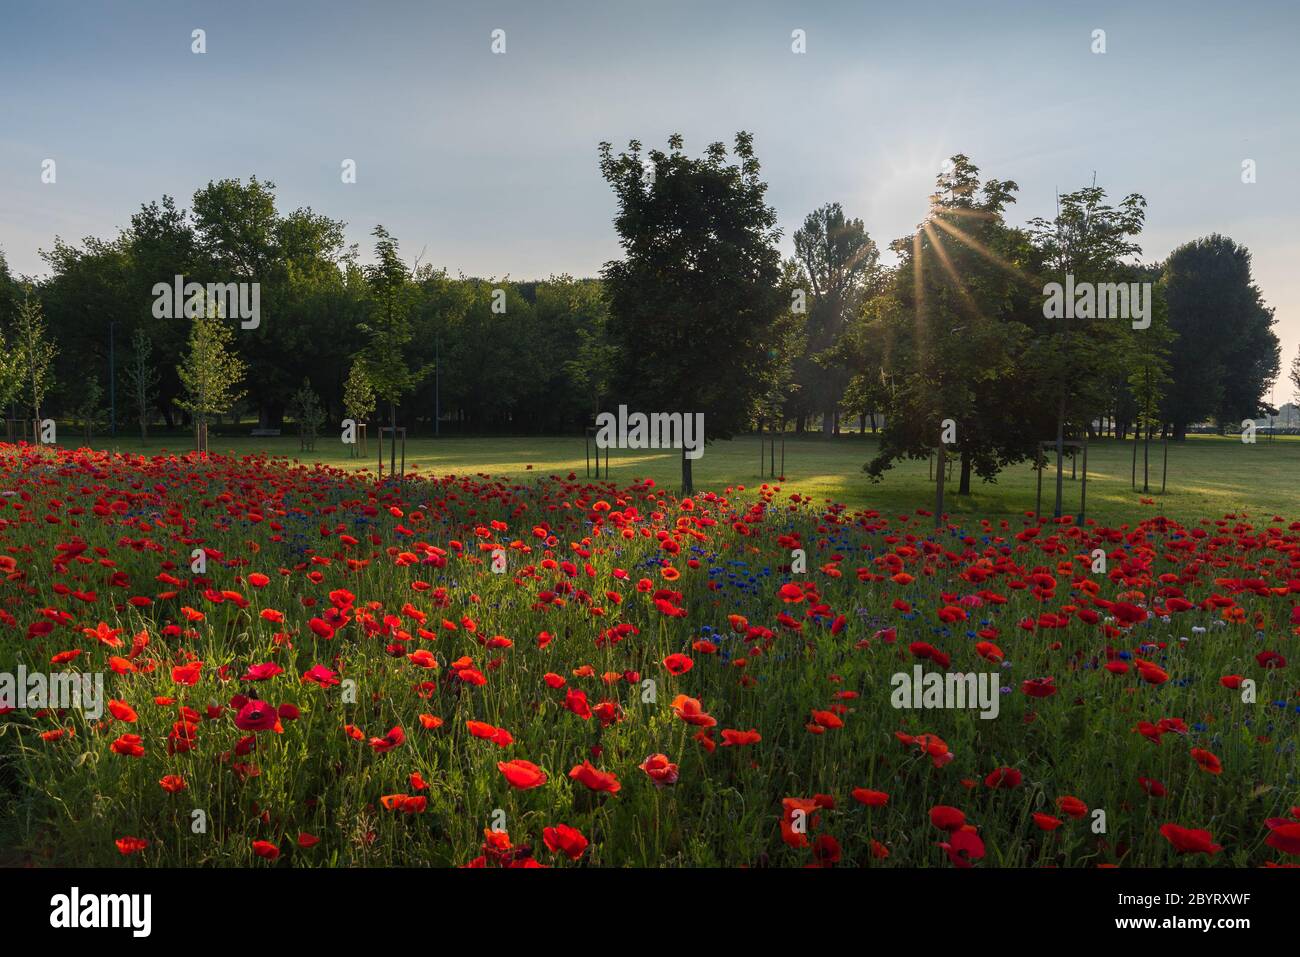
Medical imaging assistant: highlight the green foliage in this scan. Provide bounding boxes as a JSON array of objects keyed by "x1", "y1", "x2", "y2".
[
  {"x1": 1023, "y1": 182, "x2": 1149, "y2": 448},
  {"x1": 175, "y1": 309, "x2": 248, "y2": 434},
  {"x1": 555, "y1": 277, "x2": 617, "y2": 418},
  {"x1": 125, "y1": 327, "x2": 160, "y2": 440},
  {"x1": 12, "y1": 288, "x2": 58, "y2": 424},
  {"x1": 286, "y1": 377, "x2": 326, "y2": 451},
  {"x1": 866, "y1": 155, "x2": 1046, "y2": 493},
  {"x1": 3, "y1": 166, "x2": 1284, "y2": 504},
  {"x1": 598, "y1": 132, "x2": 786, "y2": 490},
  {"x1": 1162, "y1": 235, "x2": 1280, "y2": 435},
  {"x1": 359, "y1": 226, "x2": 423, "y2": 407},
  {"x1": 343, "y1": 359, "x2": 376, "y2": 422},
  {"x1": 0, "y1": 320, "x2": 21, "y2": 414},
  {"x1": 70, "y1": 377, "x2": 106, "y2": 439},
  {"x1": 790, "y1": 202, "x2": 880, "y2": 432}
]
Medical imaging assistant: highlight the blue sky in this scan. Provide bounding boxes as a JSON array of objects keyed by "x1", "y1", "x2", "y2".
[{"x1": 2, "y1": 0, "x2": 1296, "y2": 393}]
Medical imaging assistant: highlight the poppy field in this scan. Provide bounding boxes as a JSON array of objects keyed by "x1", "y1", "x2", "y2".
[{"x1": 2, "y1": 442, "x2": 1299, "y2": 868}]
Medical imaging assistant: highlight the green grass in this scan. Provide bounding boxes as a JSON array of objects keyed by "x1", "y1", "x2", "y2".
[{"x1": 80, "y1": 431, "x2": 1300, "y2": 524}]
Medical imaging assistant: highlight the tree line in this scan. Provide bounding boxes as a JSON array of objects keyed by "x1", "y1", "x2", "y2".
[{"x1": 0, "y1": 136, "x2": 1289, "y2": 496}]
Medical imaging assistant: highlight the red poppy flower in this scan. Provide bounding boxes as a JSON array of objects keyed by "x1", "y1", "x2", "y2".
[
  {"x1": 662, "y1": 653, "x2": 693, "y2": 675},
  {"x1": 1190, "y1": 748, "x2": 1222, "y2": 775},
  {"x1": 852, "y1": 788, "x2": 889, "y2": 807},
  {"x1": 670, "y1": 694, "x2": 717, "y2": 727},
  {"x1": 1159, "y1": 823, "x2": 1222, "y2": 855},
  {"x1": 929, "y1": 805, "x2": 966, "y2": 831},
  {"x1": 115, "y1": 836, "x2": 148, "y2": 855},
  {"x1": 569, "y1": 760, "x2": 621, "y2": 794},
  {"x1": 639, "y1": 753, "x2": 679, "y2": 787},
  {"x1": 938, "y1": 828, "x2": 984, "y2": 868},
  {"x1": 107, "y1": 699, "x2": 137, "y2": 722},
  {"x1": 498, "y1": 759, "x2": 548, "y2": 790},
  {"x1": 543, "y1": 823, "x2": 589, "y2": 861}
]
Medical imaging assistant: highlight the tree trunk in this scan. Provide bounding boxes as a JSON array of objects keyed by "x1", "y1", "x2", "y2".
[
  {"x1": 1054, "y1": 391, "x2": 1065, "y2": 518},
  {"x1": 959, "y1": 449, "x2": 972, "y2": 495},
  {"x1": 1142, "y1": 425, "x2": 1151, "y2": 493},
  {"x1": 680, "y1": 446, "x2": 694, "y2": 496}
]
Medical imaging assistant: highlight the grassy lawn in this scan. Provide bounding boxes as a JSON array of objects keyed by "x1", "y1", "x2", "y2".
[{"x1": 72, "y1": 431, "x2": 1300, "y2": 524}]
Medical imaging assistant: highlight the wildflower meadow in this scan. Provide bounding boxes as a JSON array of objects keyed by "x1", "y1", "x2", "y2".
[{"x1": 1, "y1": 443, "x2": 1297, "y2": 869}]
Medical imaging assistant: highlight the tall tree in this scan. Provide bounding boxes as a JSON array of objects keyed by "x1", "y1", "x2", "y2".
[
  {"x1": 598, "y1": 132, "x2": 785, "y2": 493},
  {"x1": 1026, "y1": 183, "x2": 1147, "y2": 513},
  {"x1": 0, "y1": 249, "x2": 18, "y2": 331},
  {"x1": 556, "y1": 279, "x2": 618, "y2": 423},
  {"x1": 1161, "y1": 235, "x2": 1279, "y2": 438},
  {"x1": 1126, "y1": 276, "x2": 1174, "y2": 491},
  {"x1": 191, "y1": 177, "x2": 356, "y2": 428},
  {"x1": 791, "y1": 203, "x2": 879, "y2": 435},
  {"x1": 866, "y1": 155, "x2": 1045, "y2": 495},
  {"x1": 126, "y1": 196, "x2": 200, "y2": 426}
]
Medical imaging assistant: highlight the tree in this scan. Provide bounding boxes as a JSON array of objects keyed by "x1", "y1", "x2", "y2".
[
  {"x1": 125, "y1": 196, "x2": 200, "y2": 427},
  {"x1": 1125, "y1": 278, "x2": 1174, "y2": 491},
  {"x1": 598, "y1": 132, "x2": 785, "y2": 493},
  {"x1": 791, "y1": 203, "x2": 880, "y2": 434},
  {"x1": 866, "y1": 156, "x2": 1045, "y2": 496},
  {"x1": 0, "y1": 248, "x2": 16, "y2": 322},
  {"x1": 1290, "y1": 344, "x2": 1300, "y2": 404},
  {"x1": 342, "y1": 359, "x2": 376, "y2": 456},
  {"x1": 343, "y1": 358, "x2": 376, "y2": 422},
  {"x1": 360, "y1": 226, "x2": 424, "y2": 478},
  {"x1": 175, "y1": 307, "x2": 247, "y2": 452},
  {"x1": 563, "y1": 317, "x2": 618, "y2": 421},
  {"x1": 71, "y1": 378, "x2": 105, "y2": 441},
  {"x1": 125, "y1": 328, "x2": 160, "y2": 441},
  {"x1": 0, "y1": 320, "x2": 22, "y2": 428},
  {"x1": 191, "y1": 177, "x2": 357, "y2": 429},
  {"x1": 1161, "y1": 235, "x2": 1279, "y2": 438},
  {"x1": 12, "y1": 289, "x2": 58, "y2": 441},
  {"x1": 536, "y1": 275, "x2": 614, "y2": 428},
  {"x1": 828, "y1": 299, "x2": 887, "y2": 433},
  {"x1": 1026, "y1": 182, "x2": 1147, "y2": 513},
  {"x1": 286, "y1": 377, "x2": 326, "y2": 452},
  {"x1": 756, "y1": 259, "x2": 809, "y2": 433}
]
